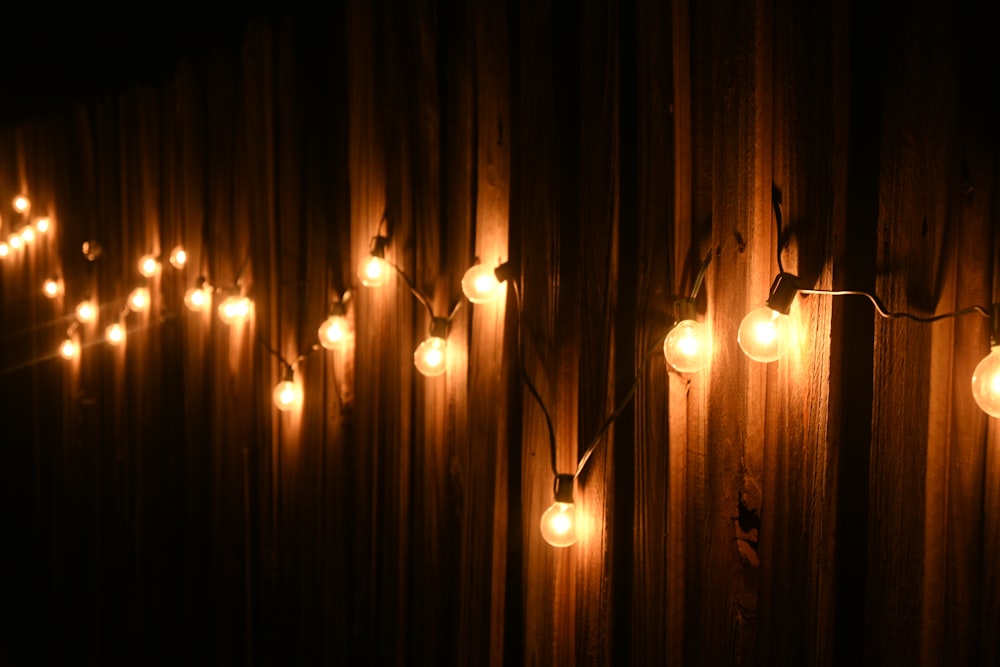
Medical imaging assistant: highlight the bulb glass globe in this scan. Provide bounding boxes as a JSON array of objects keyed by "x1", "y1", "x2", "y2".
[
  {"x1": 0, "y1": 242, "x2": 8, "y2": 257},
  {"x1": 663, "y1": 319, "x2": 711, "y2": 372},
  {"x1": 12, "y1": 196, "x2": 29, "y2": 213},
  {"x1": 461, "y1": 264, "x2": 501, "y2": 303},
  {"x1": 35, "y1": 218, "x2": 50, "y2": 233},
  {"x1": 738, "y1": 306, "x2": 791, "y2": 362},
  {"x1": 272, "y1": 380, "x2": 303, "y2": 411},
  {"x1": 971, "y1": 346, "x2": 1000, "y2": 417},
  {"x1": 184, "y1": 286, "x2": 211, "y2": 312},
  {"x1": 540, "y1": 501, "x2": 578, "y2": 547},
  {"x1": 128, "y1": 287, "x2": 150, "y2": 312},
  {"x1": 169, "y1": 246, "x2": 187, "y2": 269},
  {"x1": 414, "y1": 336, "x2": 447, "y2": 376},
  {"x1": 59, "y1": 338, "x2": 79, "y2": 360},
  {"x1": 105, "y1": 323, "x2": 125, "y2": 345},
  {"x1": 75, "y1": 301, "x2": 96, "y2": 323},
  {"x1": 43, "y1": 278, "x2": 62, "y2": 299},
  {"x1": 138, "y1": 254, "x2": 160, "y2": 278},
  {"x1": 8, "y1": 234, "x2": 22, "y2": 250},
  {"x1": 318, "y1": 315, "x2": 350, "y2": 349},
  {"x1": 358, "y1": 255, "x2": 390, "y2": 287},
  {"x1": 20, "y1": 226, "x2": 35, "y2": 244},
  {"x1": 218, "y1": 296, "x2": 251, "y2": 325}
]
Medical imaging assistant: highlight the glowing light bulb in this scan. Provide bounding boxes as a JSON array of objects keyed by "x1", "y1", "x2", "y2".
[
  {"x1": 35, "y1": 217, "x2": 50, "y2": 233},
  {"x1": 461, "y1": 264, "x2": 501, "y2": 303},
  {"x1": 59, "y1": 338, "x2": 79, "y2": 360},
  {"x1": 12, "y1": 195, "x2": 29, "y2": 213},
  {"x1": 0, "y1": 242, "x2": 8, "y2": 258},
  {"x1": 127, "y1": 287, "x2": 151, "y2": 312},
  {"x1": 318, "y1": 314, "x2": 351, "y2": 349},
  {"x1": 971, "y1": 345, "x2": 1000, "y2": 417},
  {"x1": 75, "y1": 300, "x2": 96, "y2": 323},
  {"x1": 540, "y1": 501, "x2": 578, "y2": 547},
  {"x1": 42, "y1": 278, "x2": 62, "y2": 298},
  {"x1": 138, "y1": 254, "x2": 160, "y2": 277},
  {"x1": 169, "y1": 246, "x2": 187, "y2": 269},
  {"x1": 358, "y1": 255, "x2": 390, "y2": 287},
  {"x1": 663, "y1": 319, "x2": 711, "y2": 372},
  {"x1": 105, "y1": 323, "x2": 125, "y2": 345},
  {"x1": 738, "y1": 306, "x2": 791, "y2": 362},
  {"x1": 8, "y1": 233, "x2": 23, "y2": 250},
  {"x1": 184, "y1": 285, "x2": 211, "y2": 312},
  {"x1": 218, "y1": 295, "x2": 251, "y2": 325},
  {"x1": 19, "y1": 225, "x2": 35, "y2": 244},
  {"x1": 272, "y1": 379, "x2": 303, "y2": 411},
  {"x1": 414, "y1": 336, "x2": 447, "y2": 376}
]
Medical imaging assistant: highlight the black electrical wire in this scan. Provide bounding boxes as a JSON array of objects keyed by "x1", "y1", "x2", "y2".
[
  {"x1": 798, "y1": 288, "x2": 990, "y2": 322},
  {"x1": 389, "y1": 260, "x2": 437, "y2": 321},
  {"x1": 689, "y1": 250, "x2": 713, "y2": 302},
  {"x1": 773, "y1": 188, "x2": 785, "y2": 274}
]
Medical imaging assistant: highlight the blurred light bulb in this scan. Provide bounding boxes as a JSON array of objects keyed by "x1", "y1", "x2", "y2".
[
  {"x1": 971, "y1": 346, "x2": 1000, "y2": 417},
  {"x1": 461, "y1": 264, "x2": 501, "y2": 303},
  {"x1": 540, "y1": 501, "x2": 578, "y2": 547},
  {"x1": 105, "y1": 323, "x2": 125, "y2": 345},
  {"x1": 0, "y1": 242, "x2": 8, "y2": 257},
  {"x1": 414, "y1": 336, "x2": 447, "y2": 376},
  {"x1": 35, "y1": 217, "x2": 50, "y2": 233},
  {"x1": 169, "y1": 246, "x2": 187, "y2": 269},
  {"x1": 663, "y1": 319, "x2": 711, "y2": 372},
  {"x1": 138, "y1": 254, "x2": 160, "y2": 277},
  {"x1": 59, "y1": 338, "x2": 79, "y2": 360},
  {"x1": 75, "y1": 300, "x2": 96, "y2": 323},
  {"x1": 20, "y1": 225, "x2": 35, "y2": 244},
  {"x1": 184, "y1": 285, "x2": 211, "y2": 312},
  {"x1": 12, "y1": 195, "x2": 29, "y2": 213},
  {"x1": 43, "y1": 278, "x2": 63, "y2": 298},
  {"x1": 128, "y1": 287, "x2": 151, "y2": 312},
  {"x1": 318, "y1": 314, "x2": 350, "y2": 349},
  {"x1": 358, "y1": 255, "x2": 390, "y2": 287},
  {"x1": 272, "y1": 379, "x2": 303, "y2": 411},
  {"x1": 218, "y1": 295, "x2": 251, "y2": 325},
  {"x1": 8, "y1": 233, "x2": 22, "y2": 250},
  {"x1": 738, "y1": 306, "x2": 791, "y2": 362}
]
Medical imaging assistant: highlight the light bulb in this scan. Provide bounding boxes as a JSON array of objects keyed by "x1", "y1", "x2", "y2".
[
  {"x1": 663, "y1": 319, "x2": 711, "y2": 372},
  {"x1": 461, "y1": 264, "x2": 501, "y2": 303},
  {"x1": 8, "y1": 233, "x2": 22, "y2": 250},
  {"x1": 358, "y1": 255, "x2": 390, "y2": 287},
  {"x1": 169, "y1": 246, "x2": 187, "y2": 269},
  {"x1": 184, "y1": 285, "x2": 211, "y2": 312},
  {"x1": 0, "y1": 242, "x2": 8, "y2": 257},
  {"x1": 272, "y1": 379, "x2": 303, "y2": 411},
  {"x1": 35, "y1": 217, "x2": 50, "y2": 233},
  {"x1": 127, "y1": 286, "x2": 151, "y2": 312},
  {"x1": 414, "y1": 336, "x2": 447, "y2": 376},
  {"x1": 43, "y1": 278, "x2": 62, "y2": 299},
  {"x1": 59, "y1": 338, "x2": 79, "y2": 360},
  {"x1": 738, "y1": 306, "x2": 791, "y2": 362},
  {"x1": 20, "y1": 225, "x2": 35, "y2": 244},
  {"x1": 105, "y1": 323, "x2": 125, "y2": 345},
  {"x1": 75, "y1": 300, "x2": 96, "y2": 323},
  {"x1": 971, "y1": 346, "x2": 1000, "y2": 417},
  {"x1": 138, "y1": 254, "x2": 160, "y2": 277},
  {"x1": 318, "y1": 314, "x2": 350, "y2": 349},
  {"x1": 12, "y1": 195, "x2": 29, "y2": 213},
  {"x1": 218, "y1": 295, "x2": 251, "y2": 325},
  {"x1": 540, "y1": 502, "x2": 578, "y2": 547}
]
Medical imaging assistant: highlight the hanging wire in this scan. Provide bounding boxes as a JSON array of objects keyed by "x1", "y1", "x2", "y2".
[
  {"x1": 773, "y1": 186, "x2": 786, "y2": 274},
  {"x1": 799, "y1": 288, "x2": 990, "y2": 322},
  {"x1": 689, "y1": 250, "x2": 713, "y2": 302},
  {"x1": 511, "y1": 278, "x2": 559, "y2": 477},
  {"x1": 388, "y1": 260, "x2": 437, "y2": 320}
]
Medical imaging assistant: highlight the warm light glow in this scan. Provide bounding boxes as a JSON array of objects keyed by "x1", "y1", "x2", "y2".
[
  {"x1": 972, "y1": 346, "x2": 1000, "y2": 417},
  {"x1": 59, "y1": 338, "x2": 79, "y2": 360},
  {"x1": 75, "y1": 300, "x2": 96, "y2": 323},
  {"x1": 8, "y1": 233, "x2": 22, "y2": 250},
  {"x1": 358, "y1": 255, "x2": 390, "y2": 287},
  {"x1": 35, "y1": 217, "x2": 50, "y2": 233},
  {"x1": 12, "y1": 195, "x2": 29, "y2": 213},
  {"x1": 138, "y1": 254, "x2": 160, "y2": 277},
  {"x1": 127, "y1": 287, "x2": 151, "y2": 312},
  {"x1": 414, "y1": 336, "x2": 447, "y2": 376},
  {"x1": 105, "y1": 323, "x2": 125, "y2": 345},
  {"x1": 663, "y1": 319, "x2": 711, "y2": 373},
  {"x1": 184, "y1": 286, "x2": 211, "y2": 312},
  {"x1": 169, "y1": 246, "x2": 187, "y2": 269},
  {"x1": 738, "y1": 306, "x2": 791, "y2": 363},
  {"x1": 19, "y1": 225, "x2": 35, "y2": 244},
  {"x1": 0, "y1": 242, "x2": 8, "y2": 258},
  {"x1": 43, "y1": 278, "x2": 62, "y2": 299},
  {"x1": 540, "y1": 501, "x2": 578, "y2": 547},
  {"x1": 272, "y1": 380, "x2": 303, "y2": 411},
  {"x1": 461, "y1": 264, "x2": 501, "y2": 303},
  {"x1": 218, "y1": 296, "x2": 251, "y2": 325},
  {"x1": 318, "y1": 315, "x2": 351, "y2": 349}
]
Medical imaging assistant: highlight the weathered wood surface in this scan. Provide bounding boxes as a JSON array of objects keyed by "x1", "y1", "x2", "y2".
[{"x1": 1, "y1": 2, "x2": 999, "y2": 665}]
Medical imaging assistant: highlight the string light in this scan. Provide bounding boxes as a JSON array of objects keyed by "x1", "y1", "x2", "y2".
[
  {"x1": 105, "y1": 322, "x2": 125, "y2": 345},
  {"x1": 75, "y1": 300, "x2": 96, "y2": 323},
  {"x1": 169, "y1": 245, "x2": 187, "y2": 269},
  {"x1": 184, "y1": 279, "x2": 212, "y2": 312},
  {"x1": 35, "y1": 217, "x2": 50, "y2": 233},
  {"x1": 138, "y1": 254, "x2": 160, "y2": 278},
  {"x1": 127, "y1": 286, "x2": 151, "y2": 312},
  {"x1": 42, "y1": 277, "x2": 63, "y2": 299},
  {"x1": 8, "y1": 233, "x2": 22, "y2": 250},
  {"x1": 59, "y1": 338, "x2": 79, "y2": 360},
  {"x1": 413, "y1": 317, "x2": 449, "y2": 377},
  {"x1": 318, "y1": 300, "x2": 351, "y2": 349},
  {"x1": 971, "y1": 304, "x2": 1000, "y2": 418},
  {"x1": 0, "y1": 242, "x2": 8, "y2": 258},
  {"x1": 358, "y1": 236, "x2": 390, "y2": 287},
  {"x1": 663, "y1": 252, "x2": 713, "y2": 373},
  {"x1": 12, "y1": 195, "x2": 29, "y2": 213},
  {"x1": 19, "y1": 225, "x2": 35, "y2": 245},
  {"x1": 272, "y1": 365, "x2": 303, "y2": 411},
  {"x1": 540, "y1": 475, "x2": 578, "y2": 547},
  {"x1": 738, "y1": 272, "x2": 798, "y2": 363},
  {"x1": 218, "y1": 295, "x2": 251, "y2": 325}
]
